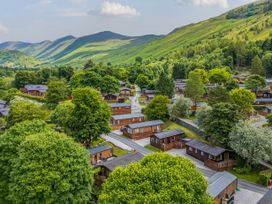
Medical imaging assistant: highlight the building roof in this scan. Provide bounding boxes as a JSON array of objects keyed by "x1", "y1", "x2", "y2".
[
  {"x1": 0, "y1": 100, "x2": 7, "y2": 105},
  {"x1": 256, "y1": 98, "x2": 272, "y2": 102},
  {"x1": 127, "y1": 120, "x2": 164, "y2": 129},
  {"x1": 0, "y1": 108, "x2": 10, "y2": 116},
  {"x1": 110, "y1": 103, "x2": 131, "y2": 108},
  {"x1": 112, "y1": 113, "x2": 144, "y2": 120},
  {"x1": 88, "y1": 144, "x2": 112, "y2": 156},
  {"x1": 186, "y1": 139, "x2": 226, "y2": 157},
  {"x1": 154, "y1": 129, "x2": 184, "y2": 140},
  {"x1": 24, "y1": 84, "x2": 48, "y2": 93},
  {"x1": 257, "y1": 190, "x2": 272, "y2": 204},
  {"x1": 99, "y1": 152, "x2": 143, "y2": 171},
  {"x1": 120, "y1": 81, "x2": 126, "y2": 85},
  {"x1": 121, "y1": 87, "x2": 131, "y2": 91},
  {"x1": 207, "y1": 171, "x2": 237, "y2": 198},
  {"x1": 143, "y1": 90, "x2": 155, "y2": 94}
]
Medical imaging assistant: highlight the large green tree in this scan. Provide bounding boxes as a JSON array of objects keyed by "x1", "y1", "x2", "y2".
[
  {"x1": 169, "y1": 96, "x2": 193, "y2": 119},
  {"x1": 143, "y1": 95, "x2": 170, "y2": 121},
  {"x1": 244, "y1": 74, "x2": 267, "y2": 95},
  {"x1": 262, "y1": 52, "x2": 272, "y2": 77},
  {"x1": 101, "y1": 75, "x2": 120, "y2": 95},
  {"x1": 207, "y1": 85, "x2": 230, "y2": 105},
  {"x1": 135, "y1": 74, "x2": 150, "y2": 90},
  {"x1": 208, "y1": 68, "x2": 232, "y2": 85},
  {"x1": 69, "y1": 87, "x2": 111, "y2": 146},
  {"x1": 99, "y1": 153, "x2": 213, "y2": 204},
  {"x1": 251, "y1": 55, "x2": 265, "y2": 76},
  {"x1": 185, "y1": 71, "x2": 205, "y2": 105},
  {"x1": 155, "y1": 71, "x2": 175, "y2": 98},
  {"x1": 46, "y1": 80, "x2": 69, "y2": 105},
  {"x1": 14, "y1": 71, "x2": 37, "y2": 88}
]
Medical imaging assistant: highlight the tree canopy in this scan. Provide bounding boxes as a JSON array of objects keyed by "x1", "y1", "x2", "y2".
[
  {"x1": 169, "y1": 96, "x2": 193, "y2": 119},
  {"x1": 46, "y1": 80, "x2": 69, "y2": 105},
  {"x1": 244, "y1": 74, "x2": 267, "y2": 94},
  {"x1": 185, "y1": 71, "x2": 205, "y2": 104},
  {"x1": 155, "y1": 71, "x2": 175, "y2": 98},
  {"x1": 208, "y1": 68, "x2": 232, "y2": 85}
]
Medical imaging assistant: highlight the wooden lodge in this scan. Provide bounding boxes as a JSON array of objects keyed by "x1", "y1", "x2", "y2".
[
  {"x1": 123, "y1": 120, "x2": 164, "y2": 140},
  {"x1": 255, "y1": 98, "x2": 272, "y2": 105},
  {"x1": 150, "y1": 129, "x2": 185, "y2": 151},
  {"x1": 257, "y1": 189, "x2": 272, "y2": 204},
  {"x1": 186, "y1": 139, "x2": 235, "y2": 171},
  {"x1": 95, "y1": 152, "x2": 143, "y2": 184},
  {"x1": 104, "y1": 93, "x2": 119, "y2": 102},
  {"x1": 20, "y1": 84, "x2": 48, "y2": 97},
  {"x1": 110, "y1": 103, "x2": 131, "y2": 115},
  {"x1": 88, "y1": 144, "x2": 113, "y2": 165},
  {"x1": 142, "y1": 89, "x2": 155, "y2": 97},
  {"x1": 120, "y1": 87, "x2": 132, "y2": 98},
  {"x1": 207, "y1": 171, "x2": 238, "y2": 204},
  {"x1": 111, "y1": 113, "x2": 144, "y2": 130}
]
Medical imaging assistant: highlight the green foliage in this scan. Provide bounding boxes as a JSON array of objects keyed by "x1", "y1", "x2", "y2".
[
  {"x1": 14, "y1": 71, "x2": 38, "y2": 88},
  {"x1": 208, "y1": 68, "x2": 232, "y2": 85},
  {"x1": 259, "y1": 170, "x2": 272, "y2": 186},
  {"x1": 185, "y1": 71, "x2": 205, "y2": 103},
  {"x1": 99, "y1": 153, "x2": 213, "y2": 204},
  {"x1": 266, "y1": 114, "x2": 272, "y2": 126},
  {"x1": 135, "y1": 74, "x2": 149, "y2": 90},
  {"x1": 47, "y1": 80, "x2": 69, "y2": 105},
  {"x1": 144, "y1": 95, "x2": 170, "y2": 121},
  {"x1": 245, "y1": 74, "x2": 267, "y2": 93},
  {"x1": 58, "y1": 66, "x2": 74, "y2": 81},
  {"x1": 229, "y1": 88, "x2": 256, "y2": 116},
  {"x1": 8, "y1": 131, "x2": 93, "y2": 204},
  {"x1": 69, "y1": 87, "x2": 111, "y2": 146},
  {"x1": 207, "y1": 85, "x2": 230, "y2": 105},
  {"x1": 101, "y1": 75, "x2": 120, "y2": 95},
  {"x1": 51, "y1": 101, "x2": 75, "y2": 129},
  {"x1": 262, "y1": 52, "x2": 272, "y2": 77},
  {"x1": 169, "y1": 96, "x2": 193, "y2": 119},
  {"x1": 251, "y1": 55, "x2": 265, "y2": 76},
  {"x1": 191, "y1": 69, "x2": 209, "y2": 84},
  {"x1": 196, "y1": 103, "x2": 212, "y2": 128},
  {"x1": 155, "y1": 71, "x2": 175, "y2": 98}
]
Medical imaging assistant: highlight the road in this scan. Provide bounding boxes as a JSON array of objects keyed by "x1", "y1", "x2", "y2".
[
  {"x1": 130, "y1": 85, "x2": 143, "y2": 113},
  {"x1": 106, "y1": 132, "x2": 269, "y2": 195}
]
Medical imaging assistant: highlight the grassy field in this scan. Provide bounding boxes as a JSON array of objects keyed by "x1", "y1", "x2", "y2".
[
  {"x1": 230, "y1": 170, "x2": 260, "y2": 184},
  {"x1": 145, "y1": 145, "x2": 162, "y2": 152}
]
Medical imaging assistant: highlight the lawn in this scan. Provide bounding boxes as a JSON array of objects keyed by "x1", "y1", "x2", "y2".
[
  {"x1": 145, "y1": 145, "x2": 162, "y2": 152},
  {"x1": 163, "y1": 121, "x2": 207, "y2": 143},
  {"x1": 105, "y1": 142, "x2": 129, "y2": 157},
  {"x1": 230, "y1": 170, "x2": 260, "y2": 184}
]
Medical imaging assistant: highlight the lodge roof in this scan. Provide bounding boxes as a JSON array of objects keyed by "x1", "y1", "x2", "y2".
[
  {"x1": 143, "y1": 89, "x2": 155, "y2": 94},
  {"x1": 126, "y1": 120, "x2": 164, "y2": 129},
  {"x1": 112, "y1": 113, "x2": 144, "y2": 120},
  {"x1": 0, "y1": 100, "x2": 7, "y2": 105},
  {"x1": 207, "y1": 171, "x2": 237, "y2": 198},
  {"x1": 154, "y1": 129, "x2": 184, "y2": 140},
  {"x1": 257, "y1": 190, "x2": 272, "y2": 204},
  {"x1": 24, "y1": 84, "x2": 48, "y2": 93},
  {"x1": 121, "y1": 87, "x2": 131, "y2": 91},
  {"x1": 186, "y1": 139, "x2": 226, "y2": 157},
  {"x1": 256, "y1": 98, "x2": 272, "y2": 102},
  {"x1": 110, "y1": 103, "x2": 131, "y2": 108},
  {"x1": 99, "y1": 152, "x2": 143, "y2": 171},
  {"x1": 88, "y1": 144, "x2": 112, "y2": 156}
]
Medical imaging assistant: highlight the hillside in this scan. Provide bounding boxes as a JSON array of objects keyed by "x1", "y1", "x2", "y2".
[{"x1": 0, "y1": 50, "x2": 41, "y2": 68}]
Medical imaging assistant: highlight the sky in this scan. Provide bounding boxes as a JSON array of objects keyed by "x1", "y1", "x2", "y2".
[{"x1": 0, "y1": 0, "x2": 256, "y2": 42}]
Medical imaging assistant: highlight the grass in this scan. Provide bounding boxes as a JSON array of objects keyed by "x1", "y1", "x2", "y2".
[
  {"x1": 230, "y1": 170, "x2": 260, "y2": 184},
  {"x1": 145, "y1": 145, "x2": 162, "y2": 152},
  {"x1": 105, "y1": 142, "x2": 129, "y2": 157},
  {"x1": 138, "y1": 96, "x2": 145, "y2": 106},
  {"x1": 163, "y1": 121, "x2": 207, "y2": 143}
]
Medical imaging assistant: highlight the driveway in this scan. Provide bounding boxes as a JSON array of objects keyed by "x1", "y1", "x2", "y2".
[
  {"x1": 130, "y1": 85, "x2": 143, "y2": 113},
  {"x1": 133, "y1": 138, "x2": 150, "y2": 147}
]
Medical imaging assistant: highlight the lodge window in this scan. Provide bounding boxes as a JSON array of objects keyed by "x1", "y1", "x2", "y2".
[
  {"x1": 201, "y1": 151, "x2": 204, "y2": 156},
  {"x1": 140, "y1": 128, "x2": 144, "y2": 133},
  {"x1": 189, "y1": 147, "x2": 193, "y2": 151},
  {"x1": 195, "y1": 149, "x2": 198, "y2": 153}
]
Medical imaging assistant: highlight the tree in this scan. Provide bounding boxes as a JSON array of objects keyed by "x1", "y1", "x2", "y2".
[
  {"x1": 251, "y1": 55, "x2": 265, "y2": 76},
  {"x1": 84, "y1": 59, "x2": 95, "y2": 69},
  {"x1": 14, "y1": 71, "x2": 37, "y2": 88},
  {"x1": 135, "y1": 74, "x2": 149, "y2": 90},
  {"x1": 37, "y1": 68, "x2": 52, "y2": 83},
  {"x1": 229, "y1": 88, "x2": 256, "y2": 116},
  {"x1": 155, "y1": 71, "x2": 175, "y2": 98},
  {"x1": 191, "y1": 68, "x2": 209, "y2": 84},
  {"x1": 202, "y1": 103, "x2": 242, "y2": 146},
  {"x1": 185, "y1": 71, "x2": 205, "y2": 105},
  {"x1": 245, "y1": 74, "x2": 267, "y2": 95},
  {"x1": 7, "y1": 100, "x2": 48, "y2": 126},
  {"x1": 46, "y1": 80, "x2": 69, "y2": 105},
  {"x1": 169, "y1": 96, "x2": 193, "y2": 119},
  {"x1": 226, "y1": 79, "x2": 239, "y2": 91},
  {"x1": 99, "y1": 153, "x2": 213, "y2": 204},
  {"x1": 58, "y1": 66, "x2": 74, "y2": 81},
  {"x1": 69, "y1": 87, "x2": 111, "y2": 146},
  {"x1": 229, "y1": 121, "x2": 272, "y2": 165},
  {"x1": 196, "y1": 103, "x2": 212, "y2": 128},
  {"x1": 0, "y1": 120, "x2": 51, "y2": 203},
  {"x1": 172, "y1": 61, "x2": 187, "y2": 80},
  {"x1": 208, "y1": 68, "x2": 232, "y2": 85},
  {"x1": 144, "y1": 95, "x2": 170, "y2": 121},
  {"x1": 8, "y1": 131, "x2": 93, "y2": 203},
  {"x1": 262, "y1": 52, "x2": 272, "y2": 77},
  {"x1": 0, "y1": 118, "x2": 6, "y2": 130},
  {"x1": 207, "y1": 85, "x2": 229, "y2": 105},
  {"x1": 101, "y1": 75, "x2": 120, "y2": 95}
]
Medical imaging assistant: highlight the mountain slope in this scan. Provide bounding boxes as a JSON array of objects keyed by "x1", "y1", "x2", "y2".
[{"x1": 0, "y1": 50, "x2": 41, "y2": 68}]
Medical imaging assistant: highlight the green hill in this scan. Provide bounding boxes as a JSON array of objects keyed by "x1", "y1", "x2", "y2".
[{"x1": 0, "y1": 50, "x2": 41, "y2": 68}]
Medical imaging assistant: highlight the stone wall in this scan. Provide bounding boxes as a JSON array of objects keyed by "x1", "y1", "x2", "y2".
[{"x1": 176, "y1": 118, "x2": 206, "y2": 138}]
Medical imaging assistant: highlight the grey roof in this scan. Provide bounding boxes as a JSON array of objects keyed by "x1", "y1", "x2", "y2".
[
  {"x1": 127, "y1": 120, "x2": 164, "y2": 129},
  {"x1": 0, "y1": 100, "x2": 7, "y2": 105},
  {"x1": 99, "y1": 152, "x2": 143, "y2": 171},
  {"x1": 257, "y1": 190, "x2": 272, "y2": 204},
  {"x1": 143, "y1": 90, "x2": 155, "y2": 94},
  {"x1": 146, "y1": 94, "x2": 155, "y2": 98},
  {"x1": 207, "y1": 171, "x2": 237, "y2": 198},
  {"x1": 88, "y1": 144, "x2": 112, "y2": 155},
  {"x1": 110, "y1": 103, "x2": 131, "y2": 108},
  {"x1": 0, "y1": 108, "x2": 10, "y2": 116},
  {"x1": 186, "y1": 139, "x2": 226, "y2": 157},
  {"x1": 121, "y1": 87, "x2": 131, "y2": 91},
  {"x1": 120, "y1": 81, "x2": 126, "y2": 85},
  {"x1": 154, "y1": 129, "x2": 184, "y2": 140},
  {"x1": 256, "y1": 98, "x2": 272, "y2": 102},
  {"x1": 112, "y1": 113, "x2": 144, "y2": 120},
  {"x1": 24, "y1": 84, "x2": 48, "y2": 93}
]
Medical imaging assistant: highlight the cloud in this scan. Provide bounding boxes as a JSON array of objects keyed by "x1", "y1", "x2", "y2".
[
  {"x1": 177, "y1": 0, "x2": 229, "y2": 8},
  {"x1": 59, "y1": 9, "x2": 88, "y2": 17},
  {"x1": 100, "y1": 1, "x2": 140, "y2": 17},
  {"x1": 39, "y1": 0, "x2": 53, "y2": 5},
  {"x1": 70, "y1": 0, "x2": 87, "y2": 3},
  {"x1": 0, "y1": 23, "x2": 8, "y2": 34}
]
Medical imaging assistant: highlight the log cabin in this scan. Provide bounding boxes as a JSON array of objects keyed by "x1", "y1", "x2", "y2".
[
  {"x1": 207, "y1": 171, "x2": 238, "y2": 204},
  {"x1": 150, "y1": 129, "x2": 185, "y2": 151},
  {"x1": 104, "y1": 93, "x2": 119, "y2": 102},
  {"x1": 123, "y1": 120, "x2": 164, "y2": 140},
  {"x1": 110, "y1": 103, "x2": 131, "y2": 115},
  {"x1": 120, "y1": 87, "x2": 132, "y2": 98},
  {"x1": 88, "y1": 144, "x2": 113, "y2": 165},
  {"x1": 95, "y1": 152, "x2": 143, "y2": 184},
  {"x1": 257, "y1": 189, "x2": 272, "y2": 204},
  {"x1": 20, "y1": 84, "x2": 48, "y2": 97},
  {"x1": 186, "y1": 139, "x2": 235, "y2": 171},
  {"x1": 111, "y1": 113, "x2": 145, "y2": 130},
  {"x1": 142, "y1": 89, "x2": 155, "y2": 96},
  {"x1": 255, "y1": 98, "x2": 272, "y2": 105}
]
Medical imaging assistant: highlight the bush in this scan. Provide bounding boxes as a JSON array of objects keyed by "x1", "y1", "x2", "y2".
[
  {"x1": 259, "y1": 169, "x2": 272, "y2": 186},
  {"x1": 234, "y1": 165, "x2": 252, "y2": 174}
]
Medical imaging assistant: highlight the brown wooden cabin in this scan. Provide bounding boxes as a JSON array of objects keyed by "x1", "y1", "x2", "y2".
[
  {"x1": 142, "y1": 89, "x2": 155, "y2": 97},
  {"x1": 255, "y1": 98, "x2": 272, "y2": 105},
  {"x1": 88, "y1": 144, "x2": 113, "y2": 165},
  {"x1": 20, "y1": 84, "x2": 48, "y2": 97},
  {"x1": 110, "y1": 103, "x2": 131, "y2": 115},
  {"x1": 111, "y1": 113, "x2": 144, "y2": 130},
  {"x1": 186, "y1": 139, "x2": 235, "y2": 171},
  {"x1": 146, "y1": 94, "x2": 155, "y2": 102},
  {"x1": 123, "y1": 120, "x2": 164, "y2": 140},
  {"x1": 150, "y1": 129, "x2": 185, "y2": 151},
  {"x1": 207, "y1": 171, "x2": 238, "y2": 204},
  {"x1": 104, "y1": 93, "x2": 119, "y2": 102},
  {"x1": 95, "y1": 152, "x2": 143, "y2": 184},
  {"x1": 120, "y1": 87, "x2": 132, "y2": 98},
  {"x1": 257, "y1": 189, "x2": 272, "y2": 204}
]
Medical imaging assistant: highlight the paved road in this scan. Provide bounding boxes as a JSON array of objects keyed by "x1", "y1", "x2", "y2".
[
  {"x1": 107, "y1": 132, "x2": 269, "y2": 195},
  {"x1": 130, "y1": 85, "x2": 143, "y2": 113}
]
